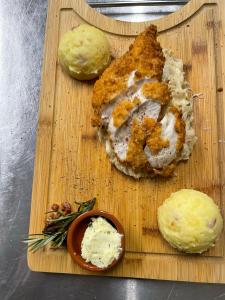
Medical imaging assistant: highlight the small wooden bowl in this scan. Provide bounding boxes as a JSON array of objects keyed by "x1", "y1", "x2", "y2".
[{"x1": 67, "y1": 210, "x2": 125, "y2": 272}]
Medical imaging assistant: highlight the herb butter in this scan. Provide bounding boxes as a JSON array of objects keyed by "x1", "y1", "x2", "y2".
[{"x1": 81, "y1": 217, "x2": 122, "y2": 268}]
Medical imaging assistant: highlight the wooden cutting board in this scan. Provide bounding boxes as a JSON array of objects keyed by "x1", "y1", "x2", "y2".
[{"x1": 28, "y1": 0, "x2": 225, "y2": 282}]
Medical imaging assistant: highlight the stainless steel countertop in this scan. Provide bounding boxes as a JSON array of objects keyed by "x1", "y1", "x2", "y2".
[{"x1": 0, "y1": 0, "x2": 225, "y2": 299}]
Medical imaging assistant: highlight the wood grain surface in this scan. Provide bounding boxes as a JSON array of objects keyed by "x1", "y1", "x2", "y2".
[{"x1": 28, "y1": 0, "x2": 225, "y2": 282}]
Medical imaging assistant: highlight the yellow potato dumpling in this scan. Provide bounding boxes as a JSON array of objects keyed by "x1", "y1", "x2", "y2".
[
  {"x1": 58, "y1": 24, "x2": 111, "y2": 80},
  {"x1": 157, "y1": 189, "x2": 223, "y2": 253}
]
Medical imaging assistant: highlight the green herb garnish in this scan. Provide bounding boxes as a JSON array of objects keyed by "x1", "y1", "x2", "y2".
[{"x1": 24, "y1": 198, "x2": 96, "y2": 252}]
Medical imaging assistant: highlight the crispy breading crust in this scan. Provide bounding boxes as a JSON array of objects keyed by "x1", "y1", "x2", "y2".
[
  {"x1": 142, "y1": 82, "x2": 171, "y2": 105},
  {"x1": 112, "y1": 99, "x2": 139, "y2": 128},
  {"x1": 125, "y1": 117, "x2": 154, "y2": 170},
  {"x1": 169, "y1": 107, "x2": 186, "y2": 153},
  {"x1": 92, "y1": 25, "x2": 165, "y2": 126}
]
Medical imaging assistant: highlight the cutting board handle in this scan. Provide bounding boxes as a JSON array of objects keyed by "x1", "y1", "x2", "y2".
[{"x1": 72, "y1": 0, "x2": 216, "y2": 35}]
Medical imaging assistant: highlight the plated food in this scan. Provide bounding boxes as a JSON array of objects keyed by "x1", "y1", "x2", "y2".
[
  {"x1": 158, "y1": 189, "x2": 223, "y2": 253},
  {"x1": 28, "y1": 17, "x2": 223, "y2": 278},
  {"x1": 92, "y1": 25, "x2": 197, "y2": 178}
]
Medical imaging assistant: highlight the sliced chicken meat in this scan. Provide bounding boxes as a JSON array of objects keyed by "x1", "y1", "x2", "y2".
[
  {"x1": 111, "y1": 100, "x2": 161, "y2": 162},
  {"x1": 144, "y1": 110, "x2": 182, "y2": 169},
  {"x1": 92, "y1": 25, "x2": 195, "y2": 178}
]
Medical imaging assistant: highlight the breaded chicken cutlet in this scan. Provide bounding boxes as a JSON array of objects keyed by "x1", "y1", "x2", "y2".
[{"x1": 92, "y1": 25, "x2": 197, "y2": 178}]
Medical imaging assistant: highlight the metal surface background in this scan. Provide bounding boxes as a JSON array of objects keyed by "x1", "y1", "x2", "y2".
[
  {"x1": 0, "y1": 0, "x2": 225, "y2": 299},
  {"x1": 87, "y1": 0, "x2": 189, "y2": 21}
]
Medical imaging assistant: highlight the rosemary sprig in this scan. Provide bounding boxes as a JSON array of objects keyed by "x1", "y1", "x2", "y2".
[{"x1": 24, "y1": 198, "x2": 96, "y2": 252}]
